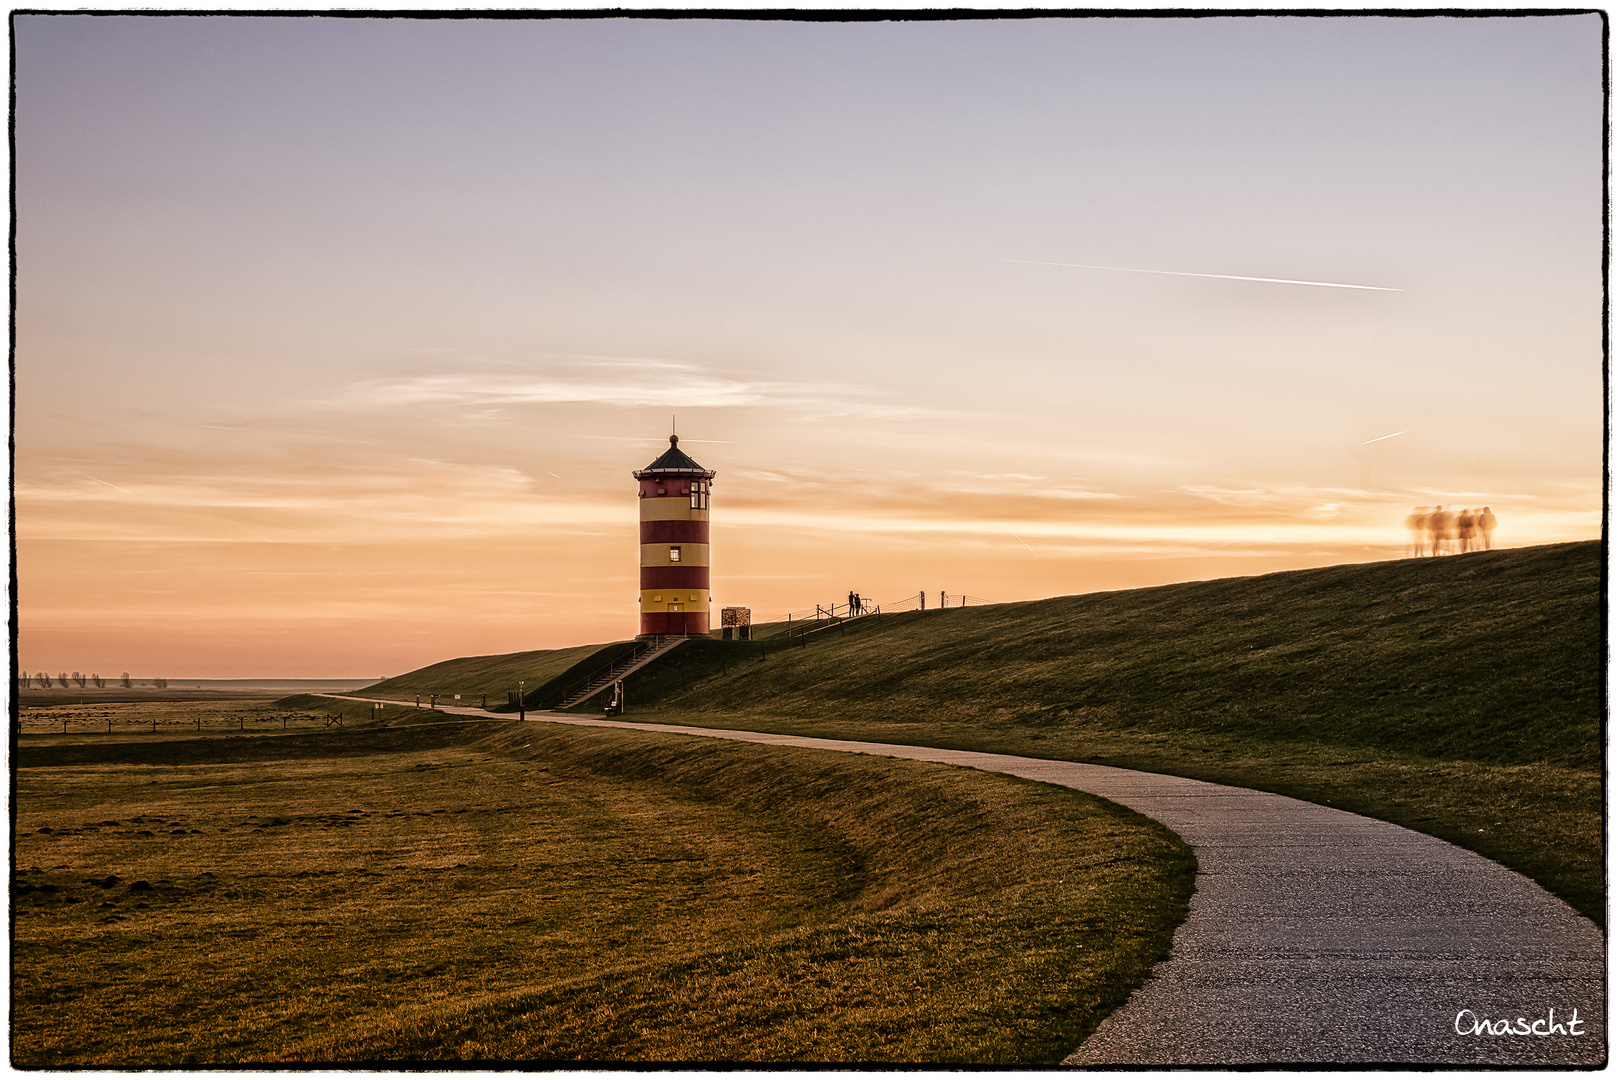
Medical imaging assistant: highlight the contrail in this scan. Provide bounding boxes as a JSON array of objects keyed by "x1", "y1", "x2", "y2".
[
  {"x1": 953, "y1": 255, "x2": 1402, "y2": 292},
  {"x1": 1012, "y1": 533, "x2": 1039, "y2": 557},
  {"x1": 1361, "y1": 430, "x2": 1408, "y2": 445},
  {"x1": 230, "y1": 521, "x2": 274, "y2": 543},
  {"x1": 65, "y1": 468, "x2": 135, "y2": 494}
]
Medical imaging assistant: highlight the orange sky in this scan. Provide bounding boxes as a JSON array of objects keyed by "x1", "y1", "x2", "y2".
[{"x1": 14, "y1": 15, "x2": 1604, "y2": 678}]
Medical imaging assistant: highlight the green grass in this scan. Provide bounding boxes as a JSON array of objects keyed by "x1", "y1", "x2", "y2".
[
  {"x1": 584, "y1": 542, "x2": 1602, "y2": 924},
  {"x1": 354, "y1": 642, "x2": 621, "y2": 705},
  {"x1": 13, "y1": 715, "x2": 1192, "y2": 1065}
]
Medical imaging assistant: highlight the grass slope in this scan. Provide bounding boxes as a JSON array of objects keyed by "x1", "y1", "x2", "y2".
[
  {"x1": 609, "y1": 542, "x2": 1604, "y2": 923},
  {"x1": 14, "y1": 718, "x2": 1192, "y2": 1065},
  {"x1": 354, "y1": 643, "x2": 618, "y2": 704}
]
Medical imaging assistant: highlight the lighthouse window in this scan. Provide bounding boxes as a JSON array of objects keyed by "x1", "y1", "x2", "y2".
[
  {"x1": 669, "y1": 546, "x2": 681, "y2": 563},
  {"x1": 690, "y1": 481, "x2": 708, "y2": 510}
]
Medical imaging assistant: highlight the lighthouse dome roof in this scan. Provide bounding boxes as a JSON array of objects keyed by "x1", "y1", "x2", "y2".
[{"x1": 634, "y1": 435, "x2": 715, "y2": 478}]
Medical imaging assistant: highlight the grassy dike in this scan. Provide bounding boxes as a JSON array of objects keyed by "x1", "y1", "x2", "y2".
[
  {"x1": 13, "y1": 718, "x2": 1192, "y2": 1065},
  {"x1": 598, "y1": 541, "x2": 1604, "y2": 925}
]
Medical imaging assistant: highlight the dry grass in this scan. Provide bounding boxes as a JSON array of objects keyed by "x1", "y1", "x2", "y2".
[
  {"x1": 15, "y1": 698, "x2": 401, "y2": 737},
  {"x1": 13, "y1": 715, "x2": 1191, "y2": 1066},
  {"x1": 604, "y1": 542, "x2": 1603, "y2": 924}
]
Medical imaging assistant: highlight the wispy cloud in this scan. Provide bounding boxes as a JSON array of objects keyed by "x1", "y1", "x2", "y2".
[
  {"x1": 337, "y1": 360, "x2": 769, "y2": 410},
  {"x1": 15, "y1": 458, "x2": 631, "y2": 545},
  {"x1": 327, "y1": 356, "x2": 962, "y2": 424},
  {"x1": 954, "y1": 255, "x2": 1402, "y2": 292}
]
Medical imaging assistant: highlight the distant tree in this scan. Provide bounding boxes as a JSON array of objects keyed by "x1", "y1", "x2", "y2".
[
  {"x1": 57, "y1": 673, "x2": 69, "y2": 688},
  {"x1": 73, "y1": 672, "x2": 87, "y2": 688},
  {"x1": 153, "y1": 677, "x2": 168, "y2": 690},
  {"x1": 34, "y1": 672, "x2": 47, "y2": 689},
  {"x1": 92, "y1": 674, "x2": 104, "y2": 688},
  {"x1": 120, "y1": 672, "x2": 132, "y2": 689}
]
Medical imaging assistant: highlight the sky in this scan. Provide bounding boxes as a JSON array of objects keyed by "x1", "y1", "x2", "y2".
[{"x1": 13, "y1": 13, "x2": 1605, "y2": 678}]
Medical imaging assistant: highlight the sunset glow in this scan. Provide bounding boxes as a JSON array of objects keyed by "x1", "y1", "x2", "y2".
[{"x1": 15, "y1": 14, "x2": 1603, "y2": 677}]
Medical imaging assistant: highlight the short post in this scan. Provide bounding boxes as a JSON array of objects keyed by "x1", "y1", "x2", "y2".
[
  {"x1": 151, "y1": 718, "x2": 156, "y2": 733},
  {"x1": 430, "y1": 694, "x2": 437, "y2": 709},
  {"x1": 518, "y1": 680, "x2": 525, "y2": 722},
  {"x1": 108, "y1": 718, "x2": 112, "y2": 734}
]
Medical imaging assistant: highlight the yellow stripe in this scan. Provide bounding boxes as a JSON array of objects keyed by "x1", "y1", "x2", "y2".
[
  {"x1": 640, "y1": 591, "x2": 713, "y2": 613},
  {"x1": 640, "y1": 544, "x2": 710, "y2": 567},
  {"x1": 638, "y1": 497, "x2": 709, "y2": 522}
]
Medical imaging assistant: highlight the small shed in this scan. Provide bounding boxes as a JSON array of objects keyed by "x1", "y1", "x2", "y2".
[{"x1": 720, "y1": 606, "x2": 752, "y2": 640}]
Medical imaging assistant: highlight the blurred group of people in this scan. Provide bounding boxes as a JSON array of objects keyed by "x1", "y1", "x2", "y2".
[{"x1": 1406, "y1": 505, "x2": 1495, "y2": 557}]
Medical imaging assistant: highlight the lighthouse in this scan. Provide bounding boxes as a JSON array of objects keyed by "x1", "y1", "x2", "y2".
[{"x1": 634, "y1": 435, "x2": 716, "y2": 637}]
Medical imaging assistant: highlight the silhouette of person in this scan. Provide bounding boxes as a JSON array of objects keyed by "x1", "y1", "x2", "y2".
[
  {"x1": 1430, "y1": 506, "x2": 1452, "y2": 555},
  {"x1": 853, "y1": 593, "x2": 862, "y2": 616},
  {"x1": 1405, "y1": 507, "x2": 1428, "y2": 557},
  {"x1": 1478, "y1": 506, "x2": 1497, "y2": 550},
  {"x1": 1456, "y1": 509, "x2": 1475, "y2": 553}
]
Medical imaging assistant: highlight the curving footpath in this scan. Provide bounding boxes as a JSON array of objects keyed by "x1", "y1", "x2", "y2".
[{"x1": 345, "y1": 701, "x2": 1606, "y2": 1067}]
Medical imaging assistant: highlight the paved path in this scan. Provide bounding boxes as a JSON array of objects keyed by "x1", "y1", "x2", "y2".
[{"x1": 342, "y1": 701, "x2": 1606, "y2": 1066}]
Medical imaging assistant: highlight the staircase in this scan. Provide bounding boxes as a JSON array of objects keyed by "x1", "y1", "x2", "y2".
[{"x1": 550, "y1": 636, "x2": 689, "y2": 710}]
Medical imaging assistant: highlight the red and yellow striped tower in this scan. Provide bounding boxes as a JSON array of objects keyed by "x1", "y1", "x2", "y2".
[{"x1": 635, "y1": 435, "x2": 716, "y2": 637}]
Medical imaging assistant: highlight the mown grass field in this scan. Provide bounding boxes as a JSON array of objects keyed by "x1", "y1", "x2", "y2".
[
  {"x1": 13, "y1": 711, "x2": 1192, "y2": 1065},
  {"x1": 568, "y1": 542, "x2": 1603, "y2": 924}
]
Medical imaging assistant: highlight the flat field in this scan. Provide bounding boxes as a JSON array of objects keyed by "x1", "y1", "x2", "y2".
[
  {"x1": 16, "y1": 698, "x2": 424, "y2": 737},
  {"x1": 13, "y1": 705, "x2": 1192, "y2": 1066}
]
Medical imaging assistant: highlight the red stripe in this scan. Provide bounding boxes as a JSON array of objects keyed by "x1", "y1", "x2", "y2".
[
  {"x1": 640, "y1": 520, "x2": 709, "y2": 544},
  {"x1": 640, "y1": 612, "x2": 710, "y2": 636},
  {"x1": 640, "y1": 566, "x2": 710, "y2": 590}
]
